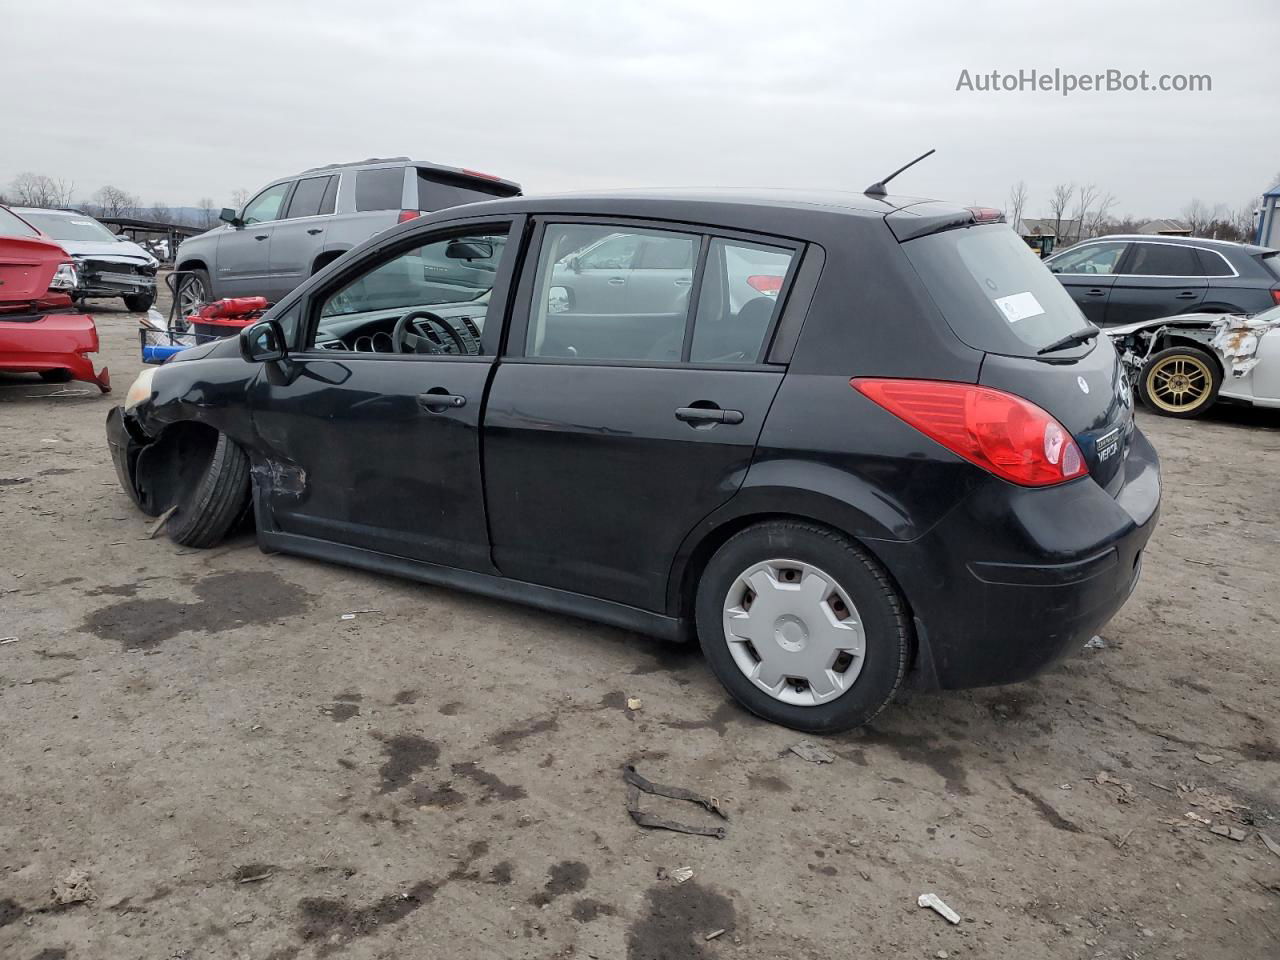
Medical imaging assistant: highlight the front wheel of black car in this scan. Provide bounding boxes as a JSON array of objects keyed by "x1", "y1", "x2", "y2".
[
  {"x1": 695, "y1": 520, "x2": 910, "y2": 733},
  {"x1": 1138, "y1": 345, "x2": 1221, "y2": 418},
  {"x1": 123, "y1": 292, "x2": 155, "y2": 312},
  {"x1": 162, "y1": 430, "x2": 252, "y2": 548}
]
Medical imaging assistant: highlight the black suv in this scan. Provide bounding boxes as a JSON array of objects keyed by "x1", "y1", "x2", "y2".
[
  {"x1": 1046, "y1": 234, "x2": 1280, "y2": 326},
  {"x1": 107, "y1": 190, "x2": 1160, "y2": 732}
]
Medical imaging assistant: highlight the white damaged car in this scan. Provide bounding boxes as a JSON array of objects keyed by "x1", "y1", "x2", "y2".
[{"x1": 1107, "y1": 304, "x2": 1280, "y2": 417}]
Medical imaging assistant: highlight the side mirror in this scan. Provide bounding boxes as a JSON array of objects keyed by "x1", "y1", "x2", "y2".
[
  {"x1": 240, "y1": 319, "x2": 287, "y2": 363},
  {"x1": 219, "y1": 207, "x2": 241, "y2": 227},
  {"x1": 116, "y1": 234, "x2": 130, "y2": 242},
  {"x1": 565, "y1": 255, "x2": 582, "y2": 274},
  {"x1": 445, "y1": 239, "x2": 494, "y2": 261}
]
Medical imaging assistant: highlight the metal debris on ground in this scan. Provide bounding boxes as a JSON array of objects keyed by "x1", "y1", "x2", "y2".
[
  {"x1": 1194, "y1": 753, "x2": 1224, "y2": 765},
  {"x1": 146, "y1": 505, "x2": 179, "y2": 539},
  {"x1": 1083, "y1": 635, "x2": 1106, "y2": 650},
  {"x1": 626, "y1": 696, "x2": 642, "y2": 710},
  {"x1": 51, "y1": 868, "x2": 95, "y2": 905},
  {"x1": 788, "y1": 739, "x2": 836, "y2": 763},
  {"x1": 1260, "y1": 832, "x2": 1280, "y2": 858},
  {"x1": 623, "y1": 764, "x2": 728, "y2": 839},
  {"x1": 917, "y1": 892, "x2": 960, "y2": 924},
  {"x1": 670, "y1": 866, "x2": 694, "y2": 884},
  {"x1": 236, "y1": 870, "x2": 274, "y2": 883},
  {"x1": 705, "y1": 929, "x2": 726, "y2": 941},
  {"x1": 1, "y1": 637, "x2": 18, "y2": 645}
]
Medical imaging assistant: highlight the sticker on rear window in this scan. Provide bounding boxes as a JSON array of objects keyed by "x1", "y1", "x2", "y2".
[{"x1": 993, "y1": 291, "x2": 1045, "y2": 323}]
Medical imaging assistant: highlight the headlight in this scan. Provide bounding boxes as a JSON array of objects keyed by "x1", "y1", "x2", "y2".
[
  {"x1": 50, "y1": 262, "x2": 78, "y2": 291},
  {"x1": 124, "y1": 367, "x2": 157, "y2": 411}
]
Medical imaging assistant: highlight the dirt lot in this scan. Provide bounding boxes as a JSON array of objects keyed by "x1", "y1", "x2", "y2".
[{"x1": 2, "y1": 285, "x2": 1278, "y2": 960}]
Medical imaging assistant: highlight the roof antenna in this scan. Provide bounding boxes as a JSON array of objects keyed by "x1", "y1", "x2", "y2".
[{"x1": 864, "y1": 148, "x2": 936, "y2": 198}]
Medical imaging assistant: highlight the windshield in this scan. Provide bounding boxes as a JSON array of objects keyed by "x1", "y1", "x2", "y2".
[
  {"x1": 20, "y1": 212, "x2": 118, "y2": 242},
  {"x1": 0, "y1": 207, "x2": 39, "y2": 238},
  {"x1": 903, "y1": 224, "x2": 1092, "y2": 357}
]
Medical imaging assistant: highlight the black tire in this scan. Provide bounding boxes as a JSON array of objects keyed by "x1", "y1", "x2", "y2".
[
  {"x1": 694, "y1": 520, "x2": 910, "y2": 733},
  {"x1": 39, "y1": 369, "x2": 73, "y2": 384},
  {"x1": 1137, "y1": 345, "x2": 1221, "y2": 419},
  {"x1": 177, "y1": 268, "x2": 212, "y2": 318},
  {"x1": 123, "y1": 291, "x2": 156, "y2": 312},
  {"x1": 165, "y1": 431, "x2": 252, "y2": 548}
]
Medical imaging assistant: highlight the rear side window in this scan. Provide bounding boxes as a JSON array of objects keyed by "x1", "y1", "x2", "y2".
[
  {"x1": 903, "y1": 224, "x2": 1092, "y2": 357},
  {"x1": 355, "y1": 168, "x2": 405, "y2": 212},
  {"x1": 690, "y1": 239, "x2": 793, "y2": 363},
  {"x1": 0, "y1": 207, "x2": 39, "y2": 237},
  {"x1": 417, "y1": 170, "x2": 516, "y2": 211},
  {"x1": 1261, "y1": 251, "x2": 1280, "y2": 281},
  {"x1": 1121, "y1": 242, "x2": 1201, "y2": 277},
  {"x1": 285, "y1": 176, "x2": 335, "y2": 219}
]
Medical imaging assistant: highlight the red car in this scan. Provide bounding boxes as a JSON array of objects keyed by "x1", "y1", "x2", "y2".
[{"x1": 0, "y1": 205, "x2": 109, "y2": 391}]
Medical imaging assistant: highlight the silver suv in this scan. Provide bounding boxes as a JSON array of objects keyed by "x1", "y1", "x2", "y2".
[{"x1": 173, "y1": 157, "x2": 520, "y2": 313}]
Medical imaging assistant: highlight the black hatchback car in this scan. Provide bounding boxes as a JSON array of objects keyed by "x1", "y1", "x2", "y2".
[
  {"x1": 1046, "y1": 233, "x2": 1280, "y2": 326},
  {"x1": 106, "y1": 190, "x2": 1160, "y2": 732}
]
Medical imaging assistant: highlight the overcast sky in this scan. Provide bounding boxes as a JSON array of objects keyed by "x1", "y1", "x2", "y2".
[{"x1": 4, "y1": 0, "x2": 1277, "y2": 219}]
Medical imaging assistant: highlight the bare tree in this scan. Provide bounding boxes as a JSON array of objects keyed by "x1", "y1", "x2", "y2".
[
  {"x1": 8, "y1": 172, "x2": 77, "y2": 208},
  {"x1": 93, "y1": 185, "x2": 141, "y2": 218},
  {"x1": 1048, "y1": 183, "x2": 1075, "y2": 244},
  {"x1": 1181, "y1": 199, "x2": 1212, "y2": 236},
  {"x1": 1005, "y1": 180, "x2": 1028, "y2": 233},
  {"x1": 1069, "y1": 183, "x2": 1100, "y2": 245},
  {"x1": 148, "y1": 201, "x2": 172, "y2": 224},
  {"x1": 230, "y1": 188, "x2": 250, "y2": 211},
  {"x1": 197, "y1": 197, "x2": 218, "y2": 229},
  {"x1": 1086, "y1": 192, "x2": 1117, "y2": 239}
]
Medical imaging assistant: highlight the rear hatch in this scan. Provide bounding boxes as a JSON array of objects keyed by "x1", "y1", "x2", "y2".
[
  {"x1": 0, "y1": 236, "x2": 66, "y2": 304},
  {"x1": 415, "y1": 166, "x2": 522, "y2": 212},
  {"x1": 897, "y1": 220, "x2": 1134, "y2": 493}
]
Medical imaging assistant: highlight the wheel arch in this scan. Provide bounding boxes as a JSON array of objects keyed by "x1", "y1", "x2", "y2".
[
  {"x1": 175, "y1": 257, "x2": 209, "y2": 274},
  {"x1": 311, "y1": 248, "x2": 349, "y2": 275},
  {"x1": 1152, "y1": 332, "x2": 1225, "y2": 379}
]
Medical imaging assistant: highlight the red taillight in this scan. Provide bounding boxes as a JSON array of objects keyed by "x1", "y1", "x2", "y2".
[
  {"x1": 747, "y1": 274, "x2": 783, "y2": 295},
  {"x1": 851, "y1": 378, "x2": 1087, "y2": 487},
  {"x1": 461, "y1": 168, "x2": 503, "y2": 182},
  {"x1": 1271, "y1": 288, "x2": 1280, "y2": 306},
  {"x1": 397, "y1": 209, "x2": 423, "y2": 223},
  {"x1": 966, "y1": 206, "x2": 1005, "y2": 223}
]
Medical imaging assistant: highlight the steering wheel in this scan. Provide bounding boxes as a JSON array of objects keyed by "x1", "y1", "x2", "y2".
[{"x1": 391, "y1": 309, "x2": 467, "y2": 355}]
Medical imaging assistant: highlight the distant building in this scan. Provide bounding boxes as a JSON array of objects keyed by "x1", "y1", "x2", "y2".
[
  {"x1": 1137, "y1": 218, "x2": 1191, "y2": 236},
  {"x1": 1015, "y1": 218, "x2": 1082, "y2": 257},
  {"x1": 1256, "y1": 183, "x2": 1280, "y2": 248}
]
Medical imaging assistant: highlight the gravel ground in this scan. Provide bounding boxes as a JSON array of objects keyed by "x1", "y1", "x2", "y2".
[{"x1": 1, "y1": 285, "x2": 1278, "y2": 959}]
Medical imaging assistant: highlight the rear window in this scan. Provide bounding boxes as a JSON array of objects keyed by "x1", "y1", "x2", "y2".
[
  {"x1": 355, "y1": 168, "x2": 405, "y2": 212},
  {"x1": 416, "y1": 169, "x2": 517, "y2": 211},
  {"x1": 0, "y1": 207, "x2": 39, "y2": 238},
  {"x1": 1260, "y1": 251, "x2": 1280, "y2": 281},
  {"x1": 903, "y1": 224, "x2": 1090, "y2": 357}
]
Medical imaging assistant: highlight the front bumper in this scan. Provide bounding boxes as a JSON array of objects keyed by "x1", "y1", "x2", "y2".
[
  {"x1": 874, "y1": 427, "x2": 1161, "y2": 690},
  {"x1": 0, "y1": 311, "x2": 111, "y2": 391}
]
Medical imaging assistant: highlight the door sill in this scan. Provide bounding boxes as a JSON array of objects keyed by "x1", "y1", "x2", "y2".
[{"x1": 258, "y1": 529, "x2": 689, "y2": 642}]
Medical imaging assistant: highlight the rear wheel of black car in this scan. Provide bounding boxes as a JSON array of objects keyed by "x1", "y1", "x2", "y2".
[
  {"x1": 123, "y1": 292, "x2": 155, "y2": 312},
  {"x1": 163, "y1": 430, "x2": 252, "y2": 548},
  {"x1": 695, "y1": 520, "x2": 910, "y2": 733},
  {"x1": 1139, "y1": 345, "x2": 1221, "y2": 418}
]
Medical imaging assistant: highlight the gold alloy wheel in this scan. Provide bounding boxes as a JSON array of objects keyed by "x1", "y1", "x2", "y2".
[{"x1": 1145, "y1": 353, "x2": 1212, "y2": 413}]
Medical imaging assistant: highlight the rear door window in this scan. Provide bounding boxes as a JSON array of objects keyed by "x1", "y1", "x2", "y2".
[
  {"x1": 903, "y1": 224, "x2": 1092, "y2": 357},
  {"x1": 1120, "y1": 242, "x2": 1202, "y2": 277},
  {"x1": 284, "y1": 176, "x2": 335, "y2": 219},
  {"x1": 417, "y1": 170, "x2": 517, "y2": 211},
  {"x1": 690, "y1": 239, "x2": 794, "y2": 363},
  {"x1": 355, "y1": 168, "x2": 405, "y2": 212}
]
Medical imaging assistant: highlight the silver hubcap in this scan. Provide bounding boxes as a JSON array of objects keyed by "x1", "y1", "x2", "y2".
[
  {"x1": 722, "y1": 559, "x2": 866, "y2": 707},
  {"x1": 178, "y1": 277, "x2": 205, "y2": 317}
]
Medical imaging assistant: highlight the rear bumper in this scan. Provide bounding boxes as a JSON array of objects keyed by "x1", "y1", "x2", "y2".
[
  {"x1": 0, "y1": 311, "x2": 110, "y2": 391},
  {"x1": 875, "y1": 426, "x2": 1161, "y2": 690}
]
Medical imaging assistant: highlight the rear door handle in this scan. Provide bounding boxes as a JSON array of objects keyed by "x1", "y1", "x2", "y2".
[
  {"x1": 1175, "y1": 291, "x2": 1198, "y2": 299},
  {"x1": 674, "y1": 278, "x2": 692, "y2": 286},
  {"x1": 306, "y1": 228, "x2": 323, "y2": 235},
  {"x1": 1085, "y1": 288, "x2": 1107, "y2": 297},
  {"x1": 675, "y1": 405, "x2": 744, "y2": 425},
  {"x1": 254, "y1": 234, "x2": 268, "y2": 241},
  {"x1": 608, "y1": 277, "x2": 627, "y2": 285},
  {"x1": 417, "y1": 391, "x2": 467, "y2": 413}
]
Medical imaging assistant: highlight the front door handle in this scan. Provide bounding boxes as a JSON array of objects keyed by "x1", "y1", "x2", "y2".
[
  {"x1": 675, "y1": 405, "x2": 744, "y2": 425},
  {"x1": 306, "y1": 228, "x2": 323, "y2": 236},
  {"x1": 674, "y1": 278, "x2": 692, "y2": 286},
  {"x1": 1085, "y1": 288, "x2": 1107, "y2": 297},
  {"x1": 608, "y1": 277, "x2": 627, "y2": 285},
  {"x1": 254, "y1": 234, "x2": 268, "y2": 241},
  {"x1": 417, "y1": 391, "x2": 467, "y2": 413}
]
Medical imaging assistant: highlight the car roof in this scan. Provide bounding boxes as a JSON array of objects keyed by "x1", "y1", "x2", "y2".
[
  {"x1": 11, "y1": 207, "x2": 91, "y2": 218},
  {"x1": 1082, "y1": 233, "x2": 1274, "y2": 256},
  {"x1": 288, "y1": 158, "x2": 521, "y2": 193}
]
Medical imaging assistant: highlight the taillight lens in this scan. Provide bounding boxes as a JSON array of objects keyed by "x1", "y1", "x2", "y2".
[
  {"x1": 397, "y1": 210, "x2": 423, "y2": 223},
  {"x1": 1271, "y1": 288, "x2": 1280, "y2": 306},
  {"x1": 851, "y1": 378, "x2": 1087, "y2": 487},
  {"x1": 747, "y1": 274, "x2": 783, "y2": 295}
]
